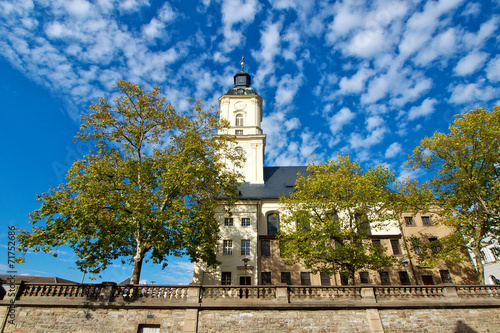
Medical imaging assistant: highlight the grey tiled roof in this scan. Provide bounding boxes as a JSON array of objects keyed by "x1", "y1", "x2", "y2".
[{"x1": 238, "y1": 166, "x2": 309, "y2": 199}]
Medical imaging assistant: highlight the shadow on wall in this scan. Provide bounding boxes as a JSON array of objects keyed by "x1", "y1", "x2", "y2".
[
  {"x1": 448, "y1": 261, "x2": 478, "y2": 285},
  {"x1": 455, "y1": 320, "x2": 477, "y2": 333}
]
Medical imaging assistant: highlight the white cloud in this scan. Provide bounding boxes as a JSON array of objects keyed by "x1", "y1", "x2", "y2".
[
  {"x1": 408, "y1": 98, "x2": 437, "y2": 120},
  {"x1": 274, "y1": 73, "x2": 303, "y2": 108},
  {"x1": 463, "y1": 16, "x2": 499, "y2": 48},
  {"x1": 345, "y1": 26, "x2": 391, "y2": 58},
  {"x1": 454, "y1": 51, "x2": 488, "y2": 76},
  {"x1": 64, "y1": 0, "x2": 92, "y2": 17},
  {"x1": 252, "y1": 21, "x2": 281, "y2": 90},
  {"x1": 448, "y1": 81, "x2": 498, "y2": 105},
  {"x1": 327, "y1": 107, "x2": 355, "y2": 134},
  {"x1": 461, "y1": 2, "x2": 481, "y2": 17},
  {"x1": 486, "y1": 56, "x2": 500, "y2": 82},
  {"x1": 220, "y1": 0, "x2": 260, "y2": 51},
  {"x1": 414, "y1": 28, "x2": 458, "y2": 66},
  {"x1": 338, "y1": 65, "x2": 373, "y2": 94},
  {"x1": 349, "y1": 127, "x2": 386, "y2": 150},
  {"x1": 366, "y1": 115, "x2": 384, "y2": 131},
  {"x1": 385, "y1": 142, "x2": 403, "y2": 159},
  {"x1": 362, "y1": 74, "x2": 390, "y2": 104}
]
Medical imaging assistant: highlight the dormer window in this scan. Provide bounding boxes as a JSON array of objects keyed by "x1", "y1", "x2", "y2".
[{"x1": 235, "y1": 114, "x2": 244, "y2": 126}]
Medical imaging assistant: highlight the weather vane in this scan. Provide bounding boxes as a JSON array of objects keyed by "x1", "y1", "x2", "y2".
[{"x1": 241, "y1": 55, "x2": 245, "y2": 70}]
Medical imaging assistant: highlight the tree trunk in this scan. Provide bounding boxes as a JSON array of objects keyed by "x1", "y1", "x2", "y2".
[
  {"x1": 349, "y1": 267, "x2": 356, "y2": 285},
  {"x1": 130, "y1": 249, "x2": 145, "y2": 284},
  {"x1": 473, "y1": 246, "x2": 485, "y2": 284}
]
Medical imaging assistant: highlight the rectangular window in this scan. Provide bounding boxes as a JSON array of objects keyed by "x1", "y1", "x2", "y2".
[
  {"x1": 404, "y1": 216, "x2": 415, "y2": 226},
  {"x1": 281, "y1": 272, "x2": 292, "y2": 285},
  {"x1": 223, "y1": 240, "x2": 232, "y2": 255},
  {"x1": 359, "y1": 272, "x2": 369, "y2": 284},
  {"x1": 221, "y1": 272, "x2": 231, "y2": 285},
  {"x1": 224, "y1": 218, "x2": 233, "y2": 226},
  {"x1": 422, "y1": 216, "x2": 432, "y2": 226},
  {"x1": 240, "y1": 276, "x2": 251, "y2": 285},
  {"x1": 261, "y1": 239, "x2": 270, "y2": 257},
  {"x1": 411, "y1": 238, "x2": 423, "y2": 255},
  {"x1": 241, "y1": 217, "x2": 250, "y2": 226},
  {"x1": 428, "y1": 237, "x2": 441, "y2": 254},
  {"x1": 300, "y1": 272, "x2": 311, "y2": 286},
  {"x1": 320, "y1": 272, "x2": 331, "y2": 286},
  {"x1": 372, "y1": 239, "x2": 382, "y2": 254},
  {"x1": 261, "y1": 272, "x2": 272, "y2": 285},
  {"x1": 391, "y1": 239, "x2": 401, "y2": 255},
  {"x1": 422, "y1": 275, "x2": 434, "y2": 285},
  {"x1": 399, "y1": 271, "x2": 411, "y2": 285},
  {"x1": 241, "y1": 239, "x2": 250, "y2": 255},
  {"x1": 138, "y1": 324, "x2": 160, "y2": 333},
  {"x1": 379, "y1": 271, "x2": 390, "y2": 285},
  {"x1": 440, "y1": 270, "x2": 452, "y2": 283},
  {"x1": 340, "y1": 272, "x2": 349, "y2": 286},
  {"x1": 235, "y1": 130, "x2": 243, "y2": 135},
  {"x1": 491, "y1": 247, "x2": 500, "y2": 261}
]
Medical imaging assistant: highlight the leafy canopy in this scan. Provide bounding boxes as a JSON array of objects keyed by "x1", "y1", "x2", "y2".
[
  {"x1": 406, "y1": 105, "x2": 500, "y2": 284},
  {"x1": 278, "y1": 155, "x2": 397, "y2": 285},
  {"x1": 19, "y1": 80, "x2": 243, "y2": 283}
]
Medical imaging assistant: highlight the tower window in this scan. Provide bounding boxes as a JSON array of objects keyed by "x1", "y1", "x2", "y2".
[
  {"x1": 267, "y1": 213, "x2": 279, "y2": 236},
  {"x1": 235, "y1": 114, "x2": 244, "y2": 126}
]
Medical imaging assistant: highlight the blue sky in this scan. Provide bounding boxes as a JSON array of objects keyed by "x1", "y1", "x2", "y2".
[{"x1": 1, "y1": 0, "x2": 499, "y2": 284}]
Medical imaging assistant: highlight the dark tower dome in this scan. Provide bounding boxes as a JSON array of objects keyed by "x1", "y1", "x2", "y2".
[
  {"x1": 234, "y1": 70, "x2": 251, "y2": 87},
  {"x1": 224, "y1": 56, "x2": 259, "y2": 96}
]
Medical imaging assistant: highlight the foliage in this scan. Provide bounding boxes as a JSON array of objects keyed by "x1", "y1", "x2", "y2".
[
  {"x1": 278, "y1": 155, "x2": 397, "y2": 285},
  {"x1": 18, "y1": 80, "x2": 243, "y2": 284},
  {"x1": 406, "y1": 105, "x2": 500, "y2": 284}
]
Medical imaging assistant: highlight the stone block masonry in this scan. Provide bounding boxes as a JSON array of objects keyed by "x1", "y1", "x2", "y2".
[{"x1": 1, "y1": 283, "x2": 500, "y2": 332}]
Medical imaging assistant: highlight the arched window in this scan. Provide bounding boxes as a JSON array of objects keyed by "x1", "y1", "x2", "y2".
[
  {"x1": 235, "y1": 114, "x2": 244, "y2": 126},
  {"x1": 267, "y1": 213, "x2": 279, "y2": 236}
]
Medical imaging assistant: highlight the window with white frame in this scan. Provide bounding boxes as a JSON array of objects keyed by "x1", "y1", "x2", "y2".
[
  {"x1": 235, "y1": 130, "x2": 243, "y2": 135},
  {"x1": 235, "y1": 114, "x2": 244, "y2": 126},
  {"x1": 241, "y1": 218, "x2": 250, "y2": 226},
  {"x1": 223, "y1": 240, "x2": 232, "y2": 255},
  {"x1": 241, "y1": 239, "x2": 250, "y2": 255},
  {"x1": 224, "y1": 218, "x2": 233, "y2": 226},
  {"x1": 221, "y1": 272, "x2": 231, "y2": 285}
]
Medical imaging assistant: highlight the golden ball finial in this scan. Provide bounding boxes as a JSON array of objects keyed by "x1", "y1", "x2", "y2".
[{"x1": 240, "y1": 55, "x2": 245, "y2": 70}]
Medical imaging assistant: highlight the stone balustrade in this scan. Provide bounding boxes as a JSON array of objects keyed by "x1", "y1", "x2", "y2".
[{"x1": 3, "y1": 282, "x2": 500, "y2": 309}]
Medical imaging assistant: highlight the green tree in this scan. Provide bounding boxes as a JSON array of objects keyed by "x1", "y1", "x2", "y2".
[
  {"x1": 278, "y1": 155, "x2": 397, "y2": 285},
  {"x1": 18, "y1": 80, "x2": 243, "y2": 284},
  {"x1": 406, "y1": 106, "x2": 500, "y2": 284}
]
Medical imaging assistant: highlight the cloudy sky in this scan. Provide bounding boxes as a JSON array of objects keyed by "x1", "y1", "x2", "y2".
[{"x1": 1, "y1": 0, "x2": 499, "y2": 284}]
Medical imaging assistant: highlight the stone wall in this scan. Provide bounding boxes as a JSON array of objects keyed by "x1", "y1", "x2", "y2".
[
  {"x1": 2, "y1": 283, "x2": 500, "y2": 332},
  {"x1": 4, "y1": 307, "x2": 500, "y2": 332}
]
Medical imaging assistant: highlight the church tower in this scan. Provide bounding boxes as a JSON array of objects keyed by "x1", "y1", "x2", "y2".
[{"x1": 218, "y1": 58, "x2": 266, "y2": 184}]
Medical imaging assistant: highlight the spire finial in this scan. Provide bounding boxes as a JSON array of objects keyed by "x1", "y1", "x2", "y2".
[{"x1": 240, "y1": 55, "x2": 245, "y2": 70}]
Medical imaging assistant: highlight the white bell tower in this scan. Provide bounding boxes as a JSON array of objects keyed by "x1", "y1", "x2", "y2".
[{"x1": 218, "y1": 58, "x2": 266, "y2": 184}]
